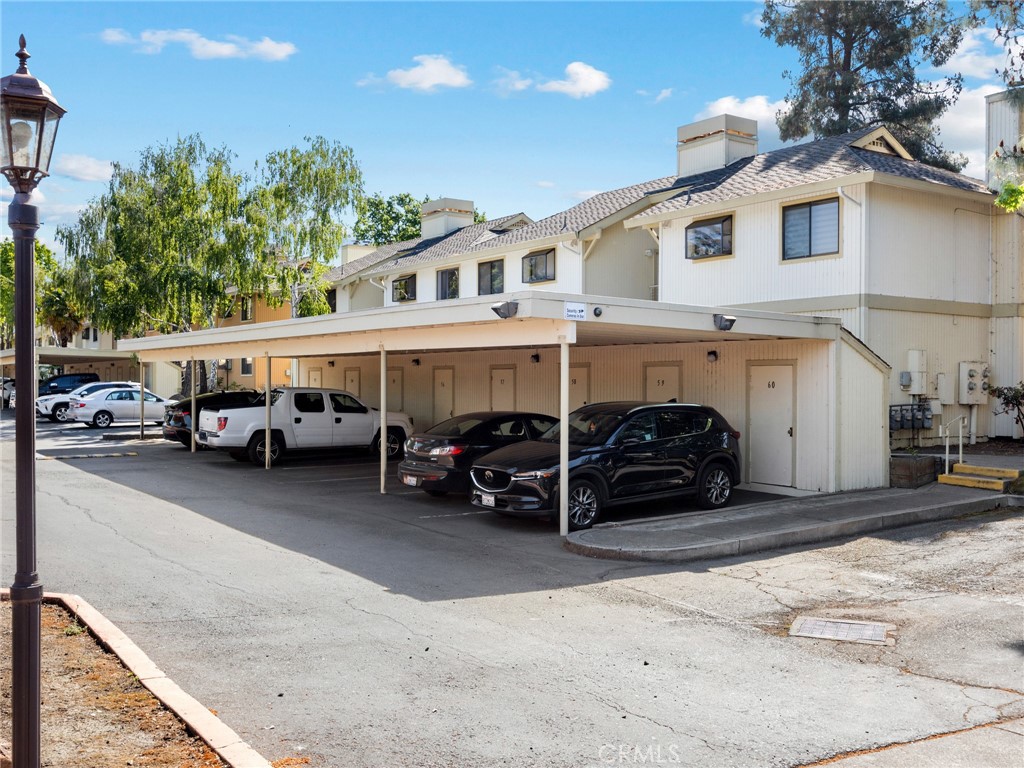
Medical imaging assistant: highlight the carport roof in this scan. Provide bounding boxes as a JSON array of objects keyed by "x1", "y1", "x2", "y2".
[
  {"x1": 0, "y1": 346, "x2": 135, "y2": 367},
  {"x1": 117, "y1": 291, "x2": 847, "y2": 363}
]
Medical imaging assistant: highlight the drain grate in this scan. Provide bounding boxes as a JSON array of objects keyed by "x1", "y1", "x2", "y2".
[{"x1": 789, "y1": 616, "x2": 895, "y2": 646}]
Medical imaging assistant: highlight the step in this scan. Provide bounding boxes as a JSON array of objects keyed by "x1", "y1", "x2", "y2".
[
  {"x1": 938, "y1": 473, "x2": 1009, "y2": 492},
  {"x1": 951, "y1": 463, "x2": 1022, "y2": 480}
]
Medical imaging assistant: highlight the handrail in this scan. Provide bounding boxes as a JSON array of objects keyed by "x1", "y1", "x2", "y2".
[{"x1": 939, "y1": 415, "x2": 967, "y2": 475}]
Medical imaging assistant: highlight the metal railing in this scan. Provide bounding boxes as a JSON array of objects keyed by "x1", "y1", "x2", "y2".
[{"x1": 939, "y1": 415, "x2": 968, "y2": 475}]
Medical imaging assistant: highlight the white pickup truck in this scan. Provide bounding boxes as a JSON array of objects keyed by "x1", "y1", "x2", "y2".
[{"x1": 196, "y1": 387, "x2": 414, "y2": 466}]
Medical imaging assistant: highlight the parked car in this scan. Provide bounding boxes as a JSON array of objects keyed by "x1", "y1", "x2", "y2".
[
  {"x1": 469, "y1": 401, "x2": 741, "y2": 531},
  {"x1": 38, "y1": 372, "x2": 100, "y2": 396},
  {"x1": 1, "y1": 377, "x2": 13, "y2": 408},
  {"x1": 36, "y1": 380, "x2": 138, "y2": 423},
  {"x1": 69, "y1": 387, "x2": 176, "y2": 428},
  {"x1": 163, "y1": 389, "x2": 260, "y2": 447},
  {"x1": 398, "y1": 411, "x2": 557, "y2": 496},
  {"x1": 196, "y1": 387, "x2": 415, "y2": 467}
]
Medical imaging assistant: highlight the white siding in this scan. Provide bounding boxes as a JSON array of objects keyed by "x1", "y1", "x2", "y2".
[
  {"x1": 298, "y1": 336, "x2": 886, "y2": 493},
  {"x1": 839, "y1": 340, "x2": 889, "y2": 489},
  {"x1": 658, "y1": 184, "x2": 866, "y2": 307},
  {"x1": 584, "y1": 223, "x2": 658, "y2": 300}
]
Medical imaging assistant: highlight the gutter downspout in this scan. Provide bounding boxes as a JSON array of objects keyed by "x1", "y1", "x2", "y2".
[{"x1": 838, "y1": 186, "x2": 866, "y2": 338}]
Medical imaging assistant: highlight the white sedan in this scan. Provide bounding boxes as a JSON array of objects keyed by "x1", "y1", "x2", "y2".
[
  {"x1": 36, "y1": 380, "x2": 139, "y2": 423},
  {"x1": 69, "y1": 387, "x2": 176, "y2": 428}
]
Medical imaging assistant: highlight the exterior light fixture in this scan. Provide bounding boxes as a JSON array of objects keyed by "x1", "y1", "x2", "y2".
[
  {"x1": 411, "y1": 358, "x2": 421, "y2": 366},
  {"x1": 707, "y1": 350, "x2": 719, "y2": 363},
  {"x1": 491, "y1": 300, "x2": 518, "y2": 319},
  {"x1": 2, "y1": 34, "x2": 65, "y2": 768},
  {"x1": 713, "y1": 314, "x2": 736, "y2": 331},
  {"x1": 530, "y1": 353, "x2": 540, "y2": 363}
]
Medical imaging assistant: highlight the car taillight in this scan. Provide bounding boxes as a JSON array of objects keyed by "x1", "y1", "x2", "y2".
[
  {"x1": 429, "y1": 445, "x2": 466, "y2": 456},
  {"x1": 729, "y1": 430, "x2": 741, "y2": 440},
  {"x1": 216, "y1": 416, "x2": 228, "y2": 431},
  {"x1": 76, "y1": 402, "x2": 86, "y2": 408}
]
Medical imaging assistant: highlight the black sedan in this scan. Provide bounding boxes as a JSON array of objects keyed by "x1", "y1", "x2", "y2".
[
  {"x1": 469, "y1": 401, "x2": 741, "y2": 530},
  {"x1": 163, "y1": 390, "x2": 260, "y2": 447},
  {"x1": 398, "y1": 411, "x2": 557, "y2": 496}
]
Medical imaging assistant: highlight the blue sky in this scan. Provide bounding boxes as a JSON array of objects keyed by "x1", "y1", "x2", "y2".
[{"x1": 0, "y1": 1, "x2": 1011, "y2": 253}]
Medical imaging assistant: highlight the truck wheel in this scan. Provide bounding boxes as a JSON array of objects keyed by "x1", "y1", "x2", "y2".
[
  {"x1": 373, "y1": 428, "x2": 405, "y2": 460},
  {"x1": 248, "y1": 434, "x2": 283, "y2": 466}
]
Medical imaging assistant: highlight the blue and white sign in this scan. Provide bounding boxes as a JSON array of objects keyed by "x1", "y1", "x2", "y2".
[{"x1": 564, "y1": 302, "x2": 587, "y2": 321}]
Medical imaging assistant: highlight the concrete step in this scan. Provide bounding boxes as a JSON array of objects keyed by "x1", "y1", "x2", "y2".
[
  {"x1": 937, "y1": 473, "x2": 1009, "y2": 492},
  {"x1": 951, "y1": 463, "x2": 1021, "y2": 480}
]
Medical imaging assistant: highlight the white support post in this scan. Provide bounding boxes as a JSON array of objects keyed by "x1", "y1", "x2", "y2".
[
  {"x1": 138, "y1": 375, "x2": 145, "y2": 440},
  {"x1": 380, "y1": 344, "x2": 387, "y2": 494},
  {"x1": 264, "y1": 355, "x2": 272, "y2": 470},
  {"x1": 559, "y1": 336, "x2": 569, "y2": 536},
  {"x1": 190, "y1": 358, "x2": 197, "y2": 453}
]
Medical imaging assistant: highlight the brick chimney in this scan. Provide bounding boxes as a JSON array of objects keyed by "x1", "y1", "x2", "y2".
[
  {"x1": 677, "y1": 114, "x2": 758, "y2": 178},
  {"x1": 421, "y1": 198, "x2": 474, "y2": 238}
]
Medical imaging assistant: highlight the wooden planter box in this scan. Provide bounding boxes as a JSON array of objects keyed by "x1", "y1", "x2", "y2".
[{"x1": 890, "y1": 454, "x2": 938, "y2": 488}]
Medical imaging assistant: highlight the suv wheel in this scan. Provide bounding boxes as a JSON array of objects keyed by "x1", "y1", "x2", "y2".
[
  {"x1": 697, "y1": 463, "x2": 732, "y2": 509},
  {"x1": 51, "y1": 403, "x2": 70, "y2": 422},
  {"x1": 567, "y1": 479, "x2": 602, "y2": 531}
]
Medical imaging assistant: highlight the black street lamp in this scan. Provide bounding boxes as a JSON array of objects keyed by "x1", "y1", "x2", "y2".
[{"x1": 1, "y1": 34, "x2": 65, "y2": 768}]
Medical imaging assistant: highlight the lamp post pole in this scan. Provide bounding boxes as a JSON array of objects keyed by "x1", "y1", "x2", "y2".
[{"x1": 2, "y1": 35, "x2": 66, "y2": 768}]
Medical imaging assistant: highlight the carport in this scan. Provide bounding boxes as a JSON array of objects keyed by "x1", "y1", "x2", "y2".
[{"x1": 119, "y1": 290, "x2": 891, "y2": 535}]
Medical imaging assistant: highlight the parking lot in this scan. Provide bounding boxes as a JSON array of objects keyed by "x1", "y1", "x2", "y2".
[{"x1": 2, "y1": 414, "x2": 1022, "y2": 767}]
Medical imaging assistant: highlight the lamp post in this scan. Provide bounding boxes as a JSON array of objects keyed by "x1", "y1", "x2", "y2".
[{"x1": 1, "y1": 34, "x2": 65, "y2": 768}]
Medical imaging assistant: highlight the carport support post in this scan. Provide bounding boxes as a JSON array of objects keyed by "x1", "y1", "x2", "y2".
[
  {"x1": 559, "y1": 336, "x2": 569, "y2": 536},
  {"x1": 380, "y1": 344, "x2": 387, "y2": 494},
  {"x1": 138, "y1": 376, "x2": 145, "y2": 440},
  {"x1": 264, "y1": 355, "x2": 272, "y2": 469},
  {"x1": 190, "y1": 358, "x2": 196, "y2": 453}
]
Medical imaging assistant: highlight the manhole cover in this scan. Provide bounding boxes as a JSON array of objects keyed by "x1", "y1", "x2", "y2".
[{"x1": 789, "y1": 616, "x2": 895, "y2": 646}]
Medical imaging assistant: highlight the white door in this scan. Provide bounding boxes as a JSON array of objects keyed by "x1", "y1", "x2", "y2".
[
  {"x1": 748, "y1": 364, "x2": 795, "y2": 487},
  {"x1": 308, "y1": 367, "x2": 322, "y2": 388},
  {"x1": 569, "y1": 366, "x2": 590, "y2": 410},
  {"x1": 645, "y1": 365, "x2": 680, "y2": 402},
  {"x1": 490, "y1": 367, "x2": 515, "y2": 410},
  {"x1": 386, "y1": 368, "x2": 403, "y2": 411},
  {"x1": 344, "y1": 368, "x2": 360, "y2": 396},
  {"x1": 433, "y1": 368, "x2": 454, "y2": 425}
]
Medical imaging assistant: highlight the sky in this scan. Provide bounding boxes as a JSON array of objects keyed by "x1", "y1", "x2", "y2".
[{"x1": 0, "y1": 1, "x2": 1013, "y2": 254}]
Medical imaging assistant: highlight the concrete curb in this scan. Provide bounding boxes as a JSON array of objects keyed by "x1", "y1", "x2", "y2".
[
  {"x1": 564, "y1": 494, "x2": 1024, "y2": 563},
  {"x1": 0, "y1": 590, "x2": 272, "y2": 768}
]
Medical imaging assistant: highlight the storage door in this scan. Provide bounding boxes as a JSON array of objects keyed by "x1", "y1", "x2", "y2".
[{"x1": 747, "y1": 364, "x2": 795, "y2": 487}]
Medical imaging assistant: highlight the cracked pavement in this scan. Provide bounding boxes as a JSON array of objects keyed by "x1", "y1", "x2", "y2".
[{"x1": 1, "y1": 419, "x2": 1021, "y2": 767}]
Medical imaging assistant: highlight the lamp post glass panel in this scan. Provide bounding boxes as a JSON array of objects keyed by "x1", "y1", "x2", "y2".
[{"x1": 1, "y1": 34, "x2": 65, "y2": 768}]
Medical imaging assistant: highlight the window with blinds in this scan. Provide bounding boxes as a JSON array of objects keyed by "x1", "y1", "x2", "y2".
[{"x1": 782, "y1": 199, "x2": 839, "y2": 260}]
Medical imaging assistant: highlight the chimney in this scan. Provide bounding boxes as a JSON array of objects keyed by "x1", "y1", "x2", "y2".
[
  {"x1": 341, "y1": 243, "x2": 378, "y2": 263},
  {"x1": 421, "y1": 198, "x2": 474, "y2": 238},
  {"x1": 677, "y1": 114, "x2": 758, "y2": 178},
  {"x1": 985, "y1": 90, "x2": 1023, "y2": 191}
]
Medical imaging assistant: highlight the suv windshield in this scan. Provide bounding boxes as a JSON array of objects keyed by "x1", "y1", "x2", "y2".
[{"x1": 538, "y1": 412, "x2": 624, "y2": 447}]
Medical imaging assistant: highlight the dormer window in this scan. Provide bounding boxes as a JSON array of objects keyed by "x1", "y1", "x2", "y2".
[
  {"x1": 392, "y1": 274, "x2": 417, "y2": 302},
  {"x1": 522, "y1": 248, "x2": 556, "y2": 283},
  {"x1": 686, "y1": 215, "x2": 733, "y2": 259}
]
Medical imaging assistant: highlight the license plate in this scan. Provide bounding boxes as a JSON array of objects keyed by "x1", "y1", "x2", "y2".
[
  {"x1": 480, "y1": 493, "x2": 495, "y2": 507},
  {"x1": 402, "y1": 474, "x2": 419, "y2": 487}
]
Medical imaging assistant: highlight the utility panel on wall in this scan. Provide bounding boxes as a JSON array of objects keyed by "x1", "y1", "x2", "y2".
[
  {"x1": 905, "y1": 350, "x2": 927, "y2": 395},
  {"x1": 958, "y1": 361, "x2": 990, "y2": 405}
]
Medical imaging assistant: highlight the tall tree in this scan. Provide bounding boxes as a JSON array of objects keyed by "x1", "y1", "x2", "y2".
[
  {"x1": 0, "y1": 239, "x2": 58, "y2": 348},
  {"x1": 253, "y1": 135, "x2": 363, "y2": 318},
  {"x1": 353, "y1": 192, "x2": 425, "y2": 246},
  {"x1": 761, "y1": 0, "x2": 967, "y2": 170},
  {"x1": 969, "y1": 1, "x2": 1024, "y2": 90},
  {"x1": 37, "y1": 264, "x2": 84, "y2": 347}
]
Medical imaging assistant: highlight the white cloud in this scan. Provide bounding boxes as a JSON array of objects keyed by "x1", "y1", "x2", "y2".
[
  {"x1": 386, "y1": 55, "x2": 472, "y2": 92},
  {"x1": 655, "y1": 88, "x2": 672, "y2": 104},
  {"x1": 537, "y1": 62, "x2": 611, "y2": 99},
  {"x1": 571, "y1": 189, "x2": 602, "y2": 201},
  {"x1": 742, "y1": 8, "x2": 765, "y2": 28},
  {"x1": 101, "y1": 27, "x2": 297, "y2": 61},
  {"x1": 53, "y1": 154, "x2": 113, "y2": 182},
  {"x1": 936, "y1": 82, "x2": 1004, "y2": 180},
  {"x1": 494, "y1": 67, "x2": 533, "y2": 96},
  {"x1": 938, "y1": 27, "x2": 1005, "y2": 80},
  {"x1": 695, "y1": 94, "x2": 789, "y2": 151},
  {"x1": 536, "y1": 180, "x2": 555, "y2": 189}
]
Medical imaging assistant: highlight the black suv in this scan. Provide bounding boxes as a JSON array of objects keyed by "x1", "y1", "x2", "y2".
[
  {"x1": 163, "y1": 389, "x2": 260, "y2": 447},
  {"x1": 470, "y1": 402, "x2": 741, "y2": 530},
  {"x1": 38, "y1": 372, "x2": 100, "y2": 396}
]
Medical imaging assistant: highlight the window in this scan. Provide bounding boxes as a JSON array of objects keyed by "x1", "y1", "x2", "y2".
[
  {"x1": 330, "y1": 393, "x2": 367, "y2": 414},
  {"x1": 522, "y1": 249, "x2": 556, "y2": 283},
  {"x1": 783, "y1": 198, "x2": 839, "y2": 260},
  {"x1": 658, "y1": 411, "x2": 711, "y2": 439},
  {"x1": 478, "y1": 259, "x2": 504, "y2": 295},
  {"x1": 618, "y1": 414, "x2": 658, "y2": 443},
  {"x1": 92, "y1": 328, "x2": 98, "y2": 342},
  {"x1": 293, "y1": 392, "x2": 325, "y2": 413},
  {"x1": 686, "y1": 216, "x2": 733, "y2": 259},
  {"x1": 240, "y1": 297, "x2": 254, "y2": 321},
  {"x1": 326, "y1": 288, "x2": 337, "y2": 313},
  {"x1": 240, "y1": 358, "x2": 253, "y2": 376},
  {"x1": 437, "y1": 268, "x2": 459, "y2": 300},
  {"x1": 82, "y1": 328, "x2": 89, "y2": 341},
  {"x1": 392, "y1": 274, "x2": 416, "y2": 302}
]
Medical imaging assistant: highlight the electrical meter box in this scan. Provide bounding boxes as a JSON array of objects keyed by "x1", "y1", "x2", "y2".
[{"x1": 958, "y1": 361, "x2": 990, "y2": 405}]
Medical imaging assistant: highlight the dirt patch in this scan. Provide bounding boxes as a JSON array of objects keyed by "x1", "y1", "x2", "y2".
[
  {"x1": 919, "y1": 437, "x2": 1023, "y2": 457},
  {"x1": 0, "y1": 600, "x2": 226, "y2": 767}
]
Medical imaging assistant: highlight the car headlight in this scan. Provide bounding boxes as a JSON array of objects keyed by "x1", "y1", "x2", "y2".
[{"x1": 513, "y1": 469, "x2": 556, "y2": 480}]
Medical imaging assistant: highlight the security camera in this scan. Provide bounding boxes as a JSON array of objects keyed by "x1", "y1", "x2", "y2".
[
  {"x1": 491, "y1": 301, "x2": 519, "y2": 319},
  {"x1": 713, "y1": 314, "x2": 736, "y2": 331}
]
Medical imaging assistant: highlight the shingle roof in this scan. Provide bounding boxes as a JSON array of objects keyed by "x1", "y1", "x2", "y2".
[{"x1": 637, "y1": 128, "x2": 992, "y2": 220}]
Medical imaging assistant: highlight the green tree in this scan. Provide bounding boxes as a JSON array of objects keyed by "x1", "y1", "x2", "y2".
[
  {"x1": 990, "y1": 381, "x2": 1024, "y2": 439},
  {"x1": 353, "y1": 192, "x2": 425, "y2": 246},
  {"x1": 253, "y1": 135, "x2": 363, "y2": 318},
  {"x1": 761, "y1": 0, "x2": 967, "y2": 170},
  {"x1": 37, "y1": 264, "x2": 84, "y2": 347},
  {"x1": 968, "y1": 1, "x2": 1023, "y2": 90},
  {"x1": 0, "y1": 239, "x2": 58, "y2": 348}
]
